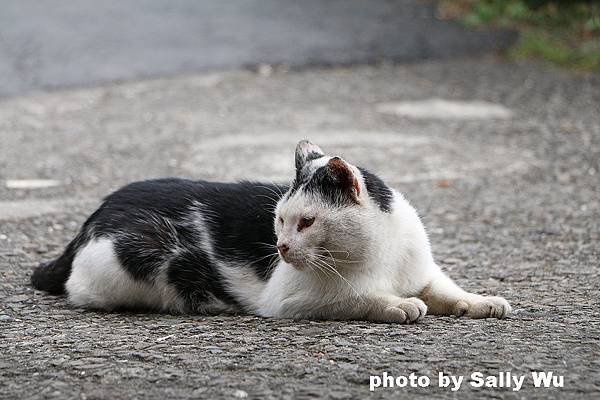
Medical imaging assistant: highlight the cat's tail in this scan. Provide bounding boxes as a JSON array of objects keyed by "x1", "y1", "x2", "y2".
[
  {"x1": 31, "y1": 231, "x2": 87, "y2": 295},
  {"x1": 31, "y1": 257, "x2": 72, "y2": 295}
]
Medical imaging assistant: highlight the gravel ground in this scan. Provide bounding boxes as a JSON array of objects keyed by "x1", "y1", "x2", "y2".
[{"x1": 1, "y1": 59, "x2": 599, "y2": 399}]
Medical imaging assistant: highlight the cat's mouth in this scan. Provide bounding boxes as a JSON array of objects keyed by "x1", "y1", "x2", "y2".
[{"x1": 286, "y1": 260, "x2": 305, "y2": 270}]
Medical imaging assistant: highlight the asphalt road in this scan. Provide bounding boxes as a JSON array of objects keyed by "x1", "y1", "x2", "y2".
[
  {"x1": 1, "y1": 59, "x2": 599, "y2": 399},
  {"x1": 0, "y1": 0, "x2": 515, "y2": 98}
]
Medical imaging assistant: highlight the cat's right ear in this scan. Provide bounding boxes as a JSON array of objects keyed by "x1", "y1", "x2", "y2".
[{"x1": 295, "y1": 140, "x2": 325, "y2": 171}]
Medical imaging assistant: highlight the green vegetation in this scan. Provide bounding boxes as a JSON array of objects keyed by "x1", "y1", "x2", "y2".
[{"x1": 439, "y1": 0, "x2": 600, "y2": 72}]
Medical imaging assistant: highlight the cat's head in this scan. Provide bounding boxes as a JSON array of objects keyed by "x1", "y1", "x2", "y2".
[{"x1": 274, "y1": 140, "x2": 394, "y2": 271}]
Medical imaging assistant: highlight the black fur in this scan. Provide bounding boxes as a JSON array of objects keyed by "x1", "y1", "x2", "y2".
[
  {"x1": 295, "y1": 151, "x2": 324, "y2": 177},
  {"x1": 358, "y1": 168, "x2": 394, "y2": 213},
  {"x1": 31, "y1": 178, "x2": 287, "y2": 306},
  {"x1": 168, "y1": 247, "x2": 239, "y2": 311},
  {"x1": 290, "y1": 161, "x2": 394, "y2": 213},
  {"x1": 31, "y1": 258, "x2": 73, "y2": 295},
  {"x1": 294, "y1": 140, "x2": 325, "y2": 172},
  {"x1": 303, "y1": 162, "x2": 358, "y2": 208},
  {"x1": 31, "y1": 229, "x2": 90, "y2": 294}
]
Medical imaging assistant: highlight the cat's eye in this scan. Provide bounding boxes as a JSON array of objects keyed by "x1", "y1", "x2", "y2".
[
  {"x1": 278, "y1": 217, "x2": 284, "y2": 225},
  {"x1": 297, "y1": 217, "x2": 315, "y2": 232}
]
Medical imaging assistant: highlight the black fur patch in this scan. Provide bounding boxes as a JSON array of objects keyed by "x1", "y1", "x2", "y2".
[
  {"x1": 304, "y1": 151, "x2": 325, "y2": 164},
  {"x1": 295, "y1": 142, "x2": 325, "y2": 171},
  {"x1": 198, "y1": 181, "x2": 287, "y2": 281},
  {"x1": 31, "y1": 223, "x2": 91, "y2": 294},
  {"x1": 290, "y1": 167, "x2": 311, "y2": 195},
  {"x1": 168, "y1": 248, "x2": 240, "y2": 312},
  {"x1": 289, "y1": 161, "x2": 394, "y2": 213},
  {"x1": 358, "y1": 167, "x2": 394, "y2": 213},
  {"x1": 303, "y1": 162, "x2": 358, "y2": 208}
]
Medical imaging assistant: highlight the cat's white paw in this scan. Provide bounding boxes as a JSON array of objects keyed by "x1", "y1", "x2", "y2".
[
  {"x1": 382, "y1": 297, "x2": 428, "y2": 324},
  {"x1": 453, "y1": 296, "x2": 511, "y2": 319}
]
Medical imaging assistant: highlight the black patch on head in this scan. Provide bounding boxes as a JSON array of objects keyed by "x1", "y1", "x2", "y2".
[
  {"x1": 287, "y1": 164, "x2": 394, "y2": 213},
  {"x1": 294, "y1": 140, "x2": 325, "y2": 182},
  {"x1": 296, "y1": 151, "x2": 324, "y2": 169},
  {"x1": 306, "y1": 152, "x2": 324, "y2": 162},
  {"x1": 294, "y1": 151, "x2": 325, "y2": 188},
  {"x1": 295, "y1": 140, "x2": 325, "y2": 167},
  {"x1": 358, "y1": 167, "x2": 394, "y2": 213},
  {"x1": 290, "y1": 167, "x2": 311, "y2": 195},
  {"x1": 302, "y1": 158, "x2": 359, "y2": 208}
]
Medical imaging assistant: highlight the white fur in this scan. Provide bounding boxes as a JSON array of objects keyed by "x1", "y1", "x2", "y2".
[
  {"x1": 256, "y1": 188, "x2": 436, "y2": 319},
  {"x1": 256, "y1": 154, "x2": 511, "y2": 322}
]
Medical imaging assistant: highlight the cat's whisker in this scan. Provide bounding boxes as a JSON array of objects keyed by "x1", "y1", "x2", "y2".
[
  {"x1": 313, "y1": 252, "x2": 363, "y2": 265},
  {"x1": 255, "y1": 184, "x2": 286, "y2": 206},
  {"x1": 248, "y1": 251, "x2": 280, "y2": 266},
  {"x1": 254, "y1": 242, "x2": 277, "y2": 250},
  {"x1": 264, "y1": 255, "x2": 281, "y2": 274},
  {"x1": 320, "y1": 248, "x2": 339, "y2": 266},
  {"x1": 309, "y1": 256, "x2": 364, "y2": 302},
  {"x1": 314, "y1": 261, "x2": 364, "y2": 303},
  {"x1": 303, "y1": 256, "x2": 325, "y2": 284},
  {"x1": 306, "y1": 258, "x2": 334, "y2": 282},
  {"x1": 255, "y1": 194, "x2": 282, "y2": 205},
  {"x1": 257, "y1": 184, "x2": 286, "y2": 199},
  {"x1": 315, "y1": 247, "x2": 350, "y2": 256},
  {"x1": 314, "y1": 246, "x2": 361, "y2": 264}
]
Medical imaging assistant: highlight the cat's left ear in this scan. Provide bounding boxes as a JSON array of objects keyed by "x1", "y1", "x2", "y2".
[
  {"x1": 295, "y1": 140, "x2": 325, "y2": 171},
  {"x1": 327, "y1": 157, "x2": 361, "y2": 202}
]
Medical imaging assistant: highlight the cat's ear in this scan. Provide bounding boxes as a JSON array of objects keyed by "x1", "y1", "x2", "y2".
[
  {"x1": 326, "y1": 157, "x2": 361, "y2": 202},
  {"x1": 295, "y1": 140, "x2": 325, "y2": 171}
]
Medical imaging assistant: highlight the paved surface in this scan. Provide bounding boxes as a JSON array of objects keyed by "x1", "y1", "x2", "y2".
[
  {"x1": 1, "y1": 60, "x2": 599, "y2": 399},
  {"x1": 0, "y1": 0, "x2": 515, "y2": 98}
]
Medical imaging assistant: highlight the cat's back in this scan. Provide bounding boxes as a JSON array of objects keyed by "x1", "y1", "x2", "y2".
[
  {"x1": 87, "y1": 178, "x2": 286, "y2": 235},
  {"x1": 97, "y1": 178, "x2": 284, "y2": 219}
]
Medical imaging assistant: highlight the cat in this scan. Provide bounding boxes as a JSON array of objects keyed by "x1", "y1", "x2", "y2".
[{"x1": 31, "y1": 140, "x2": 511, "y2": 323}]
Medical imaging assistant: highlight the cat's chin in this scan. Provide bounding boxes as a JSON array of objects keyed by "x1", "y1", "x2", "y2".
[{"x1": 283, "y1": 259, "x2": 305, "y2": 271}]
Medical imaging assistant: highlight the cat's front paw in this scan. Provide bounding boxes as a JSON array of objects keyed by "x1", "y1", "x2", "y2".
[
  {"x1": 453, "y1": 296, "x2": 511, "y2": 319},
  {"x1": 382, "y1": 297, "x2": 428, "y2": 324}
]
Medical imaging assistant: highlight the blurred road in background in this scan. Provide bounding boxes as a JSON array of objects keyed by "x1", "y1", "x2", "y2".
[{"x1": 0, "y1": 0, "x2": 514, "y2": 98}]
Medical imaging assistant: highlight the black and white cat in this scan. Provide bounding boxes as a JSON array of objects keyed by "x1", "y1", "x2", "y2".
[{"x1": 31, "y1": 140, "x2": 511, "y2": 323}]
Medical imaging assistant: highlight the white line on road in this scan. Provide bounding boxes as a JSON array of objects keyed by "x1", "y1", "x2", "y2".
[
  {"x1": 5, "y1": 179, "x2": 63, "y2": 189},
  {"x1": 376, "y1": 98, "x2": 513, "y2": 120}
]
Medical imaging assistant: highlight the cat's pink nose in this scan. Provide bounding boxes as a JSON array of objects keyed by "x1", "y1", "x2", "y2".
[{"x1": 277, "y1": 244, "x2": 290, "y2": 256}]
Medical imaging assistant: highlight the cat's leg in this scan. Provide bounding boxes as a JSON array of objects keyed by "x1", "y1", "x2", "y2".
[
  {"x1": 419, "y1": 269, "x2": 511, "y2": 319},
  {"x1": 269, "y1": 292, "x2": 427, "y2": 323},
  {"x1": 359, "y1": 294, "x2": 428, "y2": 324},
  {"x1": 66, "y1": 237, "x2": 176, "y2": 311}
]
